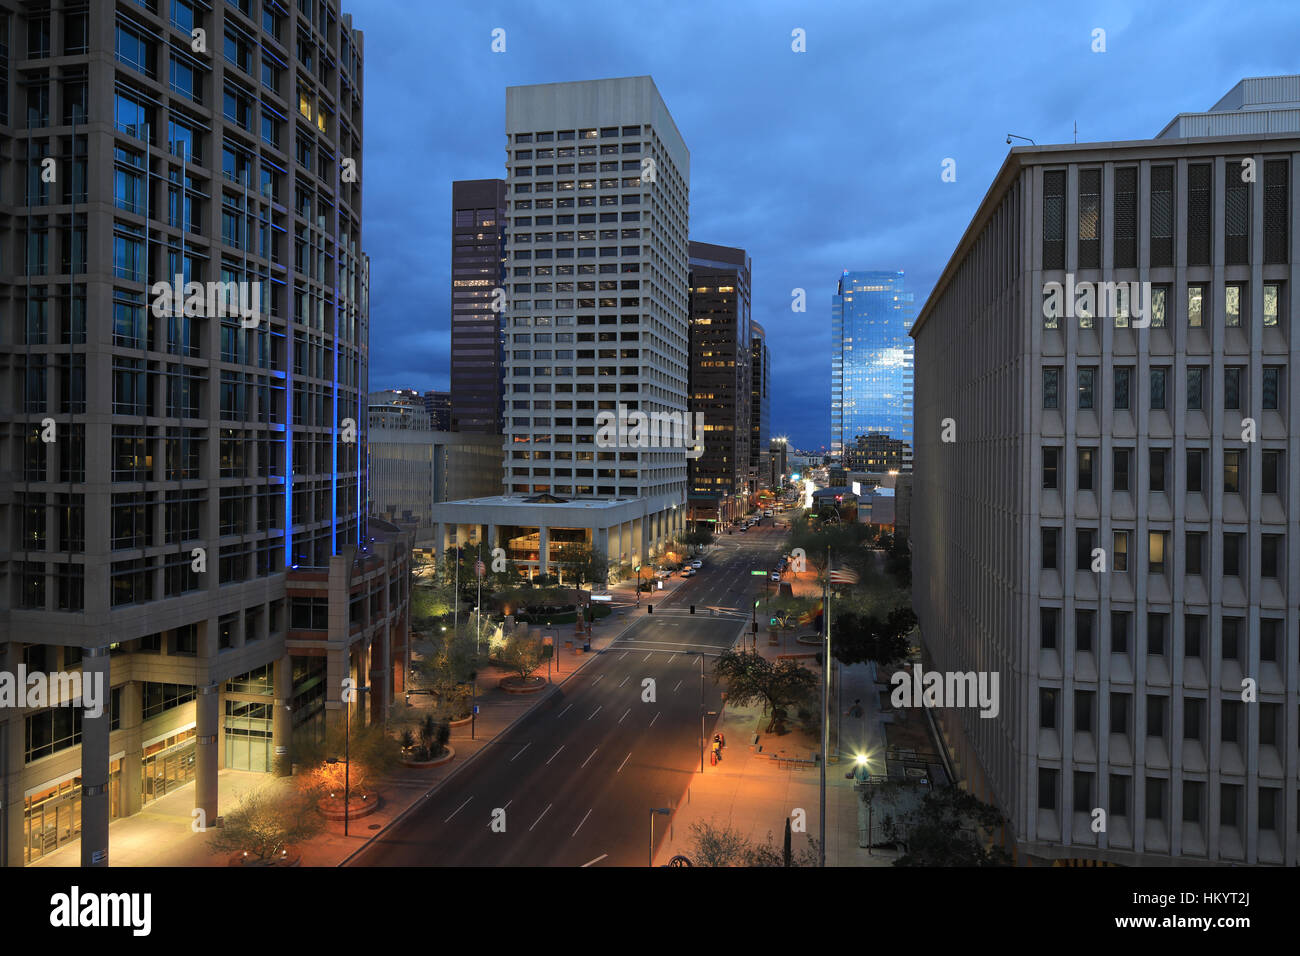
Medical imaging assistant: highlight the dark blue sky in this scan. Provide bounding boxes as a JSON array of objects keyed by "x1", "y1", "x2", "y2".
[{"x1": 358, "y1": 0, "x2": 1299, "y2": 451}]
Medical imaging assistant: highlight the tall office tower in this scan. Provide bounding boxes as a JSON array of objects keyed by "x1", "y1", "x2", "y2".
[
  {"x1": 831, "y1": 270, "x2": 915, "y2": 459},
  {"x1": 912, "y1": 75, "x2": 1300, "y2": 866},
  {"x1": 423, "y1": 389, "x2": 452, "y2": 430},
  {"x1": 369, "y1": 389, "x2": 431, "y2": 430},
  {"x1": 0, "y1": 2, "x2": 412, "y2": 869},
  {"x1": 450, "y1": 179, "x2": 506, "y2": 434},
  {"x1": 687, "y1": 241, "x2": 752, "y2": 526},
  {"x1": 431, "y1": 76, "x2": 690, "y2": 576},
  {"x1": 749, "y1": 321, "x2": 770, "y2": 490}
]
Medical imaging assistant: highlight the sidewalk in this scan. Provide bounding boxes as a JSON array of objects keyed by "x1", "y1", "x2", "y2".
[
  {"x1": 33, "y1": 612, "x2": 639, "y2": 868},
  {"x1": 651, "y1": 618, "x2": 901, "y2": 867}
]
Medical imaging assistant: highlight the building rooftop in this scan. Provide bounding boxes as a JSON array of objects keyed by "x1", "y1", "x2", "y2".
[{"x1": 1158, "y1": 74, "x2": 1300, "y2": 139}]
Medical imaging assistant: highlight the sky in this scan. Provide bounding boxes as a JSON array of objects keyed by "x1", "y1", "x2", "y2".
[{"x1": 357, "y1": 0, "x2": 1300, "y2": 451}]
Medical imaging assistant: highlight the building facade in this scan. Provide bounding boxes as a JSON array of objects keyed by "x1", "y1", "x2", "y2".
[
  {"x1": 832, "y1": 270, "x2": 915, "y2": 459},
  {"x1": 749, "y1": 320, "x2": 770, "y2": 491},
  {"x1": 687, "y1": 241, "x2": 752, "y2": 526},
  {"x1": 423, "y1": 389, "x2": 451, "y2": 431},
  {"x1": 369, "y1": 388, "x2": 430, "y2": 430},
  {"x1": 845, "y1": 433, "x2": 911, "y2": 474},
  {"x1": 450, "y1": 178, "x2": 506, "y2": 434},
  {"x1": 912, "y1": 77, "x2": 1300, "y2": 866},
  {"x1": 0, "y1": 0, "x2": 412, "y2": 868}
]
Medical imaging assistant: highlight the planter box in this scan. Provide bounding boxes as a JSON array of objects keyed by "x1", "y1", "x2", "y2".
[
  {"x1": 319, "y1": 793, "x2": 382, "y2": 821},
  {"x1": 401, "y1": 746, "x2": 456, "y2": 769},
  {"x1": 499, "y1": 676, "x2": 547, "y2": 694}
]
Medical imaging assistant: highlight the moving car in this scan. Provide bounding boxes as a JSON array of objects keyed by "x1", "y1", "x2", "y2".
[
  {"x1": 680, "y1": 567, "x2": 695, "y2": 577},
  {"x1": 770, "y1": 571, "x2": 781, "y2": 582},
  {"x1": 690, "y1": 559, "x2": 703, "y2": 570}
]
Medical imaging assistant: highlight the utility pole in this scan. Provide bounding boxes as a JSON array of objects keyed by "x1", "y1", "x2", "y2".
[{"x1": 820, "y1": 546, "x2": 830, "y2": 868}]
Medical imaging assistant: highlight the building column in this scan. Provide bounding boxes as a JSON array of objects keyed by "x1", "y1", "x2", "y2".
[
  {"x1": 538, "y1": 525, "x2": 550, "y2": 576},
  {"x1": 194, "y1": 683, "x2": 220, "y2": 830},
  {"x1": 370, "y1": 627, "x2": 390, "y2": 727},
  {"x1": 595, "y1": 527, "x2": 610, "y2": 579},
  {"x1": 3, "y1": 701, "x2": 24, "y2": 867},
  {"x1": 486, "y1": 524, "x2": 498, "y2": 554},
  {"x1": 79, "y1": 645, "x2": 111, "y2": 867},
  {"x1": 120, "y1": 681, "x2": 144, "y2": 817},
  {"x1": 430, "y1": 522, "x2": 443, "y2": 561},
  {"x1": 273, "y1": 656, "x2": 293, "y2": 777}
]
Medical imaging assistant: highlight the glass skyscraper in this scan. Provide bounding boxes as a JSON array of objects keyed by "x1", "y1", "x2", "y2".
[{"x1": 831, "y1": 270, "x2": 916, "y2": 458}]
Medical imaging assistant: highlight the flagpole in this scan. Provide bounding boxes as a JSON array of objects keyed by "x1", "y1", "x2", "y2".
[{"x1": 821, "y1": 545, "x2": 830, "y2": 867}]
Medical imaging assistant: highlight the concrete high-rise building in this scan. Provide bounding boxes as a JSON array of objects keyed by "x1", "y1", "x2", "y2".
[
  {"x1": 845, "y1": 433, "x2": 912, "y2": 474},
  {"x1": 0, "y1": 1, "x2": 413, "y2": 868},
  {"x1": 912, "y1": 76, "x2": 1300, "y2": 866},
  {"x1": 750, "y1": 321, "x2": 770, "y2": 491},
  {"x1": 430, "y1": 76, "x2": 690, "y2": 575},
  {"x1": 687, "y1": 241, "x2": 751, "y2": 526},
  {"x1": 832, "y1": 270, "x2": 915, "y2": 459},
  {"x1": 369, "y1": 389, "x2": 431, "y2": 430},
  {"x1": 450, "y1": 179, "x2": 507, "y2": 434},
  {"x1": 423, "y1": 389, "x2": 452, "y2": 431}
]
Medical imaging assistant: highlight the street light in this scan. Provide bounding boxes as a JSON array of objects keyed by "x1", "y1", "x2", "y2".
[
  {"x1": 332, "y1": 682, "x2": 370, "y2": 837},
  {"x1": 458, "y1": 673, "x2": 478, "y2": 740},
  {"x1": 649, "y1": 808, "x2": 672, "y2": 867}
]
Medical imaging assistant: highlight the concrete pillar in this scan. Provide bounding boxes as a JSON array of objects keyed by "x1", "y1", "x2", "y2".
[
  {"x1": 80, "y1": 645, "x2": 111, "y2": 867},
  {"x1": 120, "y1": 681, "x2": 144, "y2": 817},
  {"x1": 194, "y1": 683, "x2": 220, "y2": 829},
  {"x1": 486, "y1": 524, "x2": 498, "y2": 553},
  {"x1": 3, "y1": 703, "x2": 24, "y2": 867},
  {"x1": 273, "y1": 656, "x2": 293, "y2": 777},
  {"x1": 538, "y1": 525, "x2": 550, "y2": 576}
]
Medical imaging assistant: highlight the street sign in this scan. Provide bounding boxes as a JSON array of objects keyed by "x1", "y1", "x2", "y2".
[{"x1": 749, "y1": 570, "x2": 766, "y2": 576}]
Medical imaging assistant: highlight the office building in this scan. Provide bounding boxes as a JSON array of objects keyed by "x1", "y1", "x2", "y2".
[
  {"x1": 687, "y1": 241, "x2": 752, "y2": 526},
  {"x1": 431, "y1": 76, "x2": 691, "y2": 576},
  {"x1": 0, "y1": 1, "x2": 413, "y2": 868},
  {"x1": 845, "y1": 433, "x2": 911, "y2": 474},
  {"x1": 750, "y1": 321, "x2": 770, "y2": 490},
  {"x1": 769, "y1": 437, "x2": 789, "y2": 488},
  {"x1": 369, "y1": 388, "x2": 430, "y2": 430},
  {"x1": 832, "y1": 270, "x2": 915, "y2": 459},
  {"x1": 912, "y1": 76, "x2": 1300, "y2": 866},
  {"x1": 450, "y1": 179, "x2": 507, "y2": 434},
  {"x1": 423, "y1": 389, "x2": 452, "y2": 431}
]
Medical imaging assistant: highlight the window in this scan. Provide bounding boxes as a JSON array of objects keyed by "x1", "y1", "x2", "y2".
[
  {"x1": 1263, "y1": 366, "x2": 1281, "y2": 410},
  {"x1": 1149, "y1": 449, "x2": 1167, "y2": 493},
  {"x1": 1113, "y1": 531, "x2": 1129, "y2": 572},
  {"x1": 1147, "y1": 697, "x2": 1168, "y2": 738},
  {"x1": 1111, "y1": 612, "x2": 1130, "y2": 654},
  {"x1": 1150, "y1": 285, "x2": 1169, "y2": 328},
  {"x1": 1222, "y1": 366, "x2": 1243, "y2": 410},
  {"x1": 1078, "y1": 168, "x2": 1101, "y2": 269},
  {"x1": 1042, "y1": 528, "x2": 1059, "y2": 570},
  {"x1": 1185, "y1": 531, "x2": 1204, "y2": 576},
  {"x1": 1224, "y1": 283, "x2": 1243, "y2": 327},
  {"x1": 1150, "y1": 165, "x2": 1175, "y2": 266},
  {"x1": 1075, "y1": 693, "x2": 1095, "y2": 735},
  {"x1": 1078, "y1": 367, "x2": 1096, "y2": 409},
  {"x1": 1076, "y1": 529, "x2": 1095, "y2": 571},
  {"x1": 1260, "y1": 619, "x2": 1281, "y2": 663},
  {"x1": 1222, "y1": 533, "x2": 1241, "y2": 576},
  {"x1": 1075, "y1": 610, "x2": 1094, "y2": 653},
  {"x1": 1040, "y1": 689, "x2": 1058, "y2": 729},
  {"x1": 1113, "y1": 448, "x2": 1131, "y2": 491},
  {"x1": 1113, "y1": 367, "x2": 1131, "y2": 410},
  {"x1": 1187, "y1": 449, "x2": 1204, "y2": 493},
  {"x1": 1148, "y1": 531, "x2": 1167, "y2": 574},
  {"x1": 1043, "y1": 447, "x2": 1060, "y2": 490},
  {"x1": 1261, "y1": 535, "x2": 1282, "y2": 579},
  {"x1": 1078, "y1": 447, "x2": 1095, "y2": 491},
  {"x1": 1114, "y1": 167, "x2": 1137, "y2": 267},
  {"x1": 1041, "y1": 607, "x2": 1059, "y2": 650},
  {"x1": 1224, "y1": 450, "x2": 1242, "y2": 494},
  {"x1": 1187, "y1": 284, "x2": 1208, "y2": 328},
  {"x1": 1043, "y1": 170, "x2": 1065, "y2": 270},
  {"x1": 1043, "y1": 367, "x2": 1060, "y2": 409},
  {"x1": 1187, "y1": 163, "x2": 1212, "y2": 266},
  {"x1": 1038, "y1": 768, "x2": 1058, "y2": 811},
  {"x1": 1150, "y1": 367, "x2": 1167, "y2": 410},
  {"x1": 1186, "y1": 367, "x2": 1204, "y2": 411},
  {"x1": 1263, "y1": 282, "x2": 1281, "y2": 327},
  {"x1": 1262, "y1": 450, "x2": 1282, "y2": 495},
  {"x1": 1147, "y1": 613, "x2": 1167, "y2": 656}
]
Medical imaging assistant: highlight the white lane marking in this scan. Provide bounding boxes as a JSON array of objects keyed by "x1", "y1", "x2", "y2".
[
  {"x1": 667, "y1": 654, "x2": 676, "y2": 664},
  {"x1": 487, "y1": 799, "x2": 512, "y2": 827},
  {"x1": 593, "y1": 674, "x2": 604, "y2": 684},
  {"x1": 547, "y1": 745, "x2": 565, "y2": 765},
  {"x1": 618, "y1": 708, "x2": 631, "y2": 724},
  {"x1": 672, "y1": 680, "x2": 682, "y2": 693},
  {"x1": 649, "y1": 712, "x2": 660, "y2": 727},
  {"x1": 529, "y1": 803, "x2": 553, "y2": 831},
  {"x1": 581, "y1": 747, "x2": 598, "y2": 769},
  {"x1": 572, "y1": 808, "x2": 593, "y2": 837},
  {"x1": 643, "y1": 652, "x2": 653, "y2": 662},
  {"x1": 587, "y1": 705, "x2": 602, "y2": 721},
  {"x1": 619, "y1": 651, "x2": 629, "y2": 660},
  {"x1": 557, "y1": 703, "x2": 574, "y2": 718},
  {"x1": 618, "y1": 675, "x2": 629, "y2": 688},
  {"x1": 617, "y1": 752, "x2": 632, "y2": 774},
  {"x1": 444, "y1": 797, "x2": 472, "y2": 823},
  {"x1": 581, "y1": 853, "x2": 608, "y2": 867},
  {"x1": 510, "y1": 742, "x2": 531, "y2": 761}
]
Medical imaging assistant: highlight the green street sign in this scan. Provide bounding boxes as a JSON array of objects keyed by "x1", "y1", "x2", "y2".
[{"x1": 750, "y1": 570, "x2": 766, "y2": 576}]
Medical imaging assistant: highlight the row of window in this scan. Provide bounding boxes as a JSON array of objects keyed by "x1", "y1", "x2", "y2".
[
  {"x1": 1043, "y1": 527, "x2": 1285, "y2": 578},
  {"x1": 1042, "y1": 446, "x2": 1283, "y2": 496},
  {"x1": 1044, "y1": 364, "x2": 1284, "y2": 412},
  {"x1": 1039, "y1": 608, "x2": 1286, "y2": 662},
  {"x1": 1044, "y1": 281, "x2": 1285, "y2": 331}
]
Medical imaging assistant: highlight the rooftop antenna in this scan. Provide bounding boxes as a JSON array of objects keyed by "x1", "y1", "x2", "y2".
[
  {"x1": 1006, "y1": 133, "x2": 1037, "y2": 146},
  {"x1": 1074, "y1": 121, "x2": 1078, "y2": 143}
]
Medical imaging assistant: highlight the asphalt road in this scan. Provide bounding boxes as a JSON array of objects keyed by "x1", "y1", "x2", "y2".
[{"x1": 352, "y1": 524, "x2": 789, "y2": 867}]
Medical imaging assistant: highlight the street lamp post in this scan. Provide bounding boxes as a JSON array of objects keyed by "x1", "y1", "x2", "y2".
[
  {"x1": 649, "y1": 808, "x2": 671, "y2": 867},
  {"x1": 340, "y1": 682, "x2": 370, "y2": 837}
]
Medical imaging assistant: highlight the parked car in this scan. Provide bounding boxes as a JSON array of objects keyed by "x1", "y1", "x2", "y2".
[
  {"x1": 680, "y1": 567, "x2": 695, "y2": 577},
  {"x1": 770, "y1": 571, "x2": 781, "y2": 582},
  {"x1": 764, "y1": 509, "x2": 773, "y2": 517}
]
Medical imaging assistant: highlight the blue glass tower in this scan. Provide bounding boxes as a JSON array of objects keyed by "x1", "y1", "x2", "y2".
[{"x1": 831, "y1": 270, "x2": 916, "y2": 459}]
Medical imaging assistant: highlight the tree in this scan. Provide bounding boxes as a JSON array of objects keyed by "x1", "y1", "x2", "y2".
[
  {"x1": 832, "y1": 606, "x2": 916, "y2": 667},
  {"x1": 885, "y1": 533, "x2": 912, "y2": 588},
  {"x1": 679, "y1": 527, "x2": 715, "y2": 551},
  {"x1": 207, "y1": 786, "x2": 323, "y2": 863},
  {"x1": 499, "y1": 633, "x2": 545, "y2": 683},
  {"x1": 712, "y1": 650, "x2": 818, "y2": 734},
  {"x1": 686, "y1": 820, "x2": 751, "y2": 867},
  {"x1": 878, "y1": 785, "x2": 1012, "y2": 866},
  {"x1": 414, "y1": 627, "x2": 480, "y2": 718},
  {"x1": 295, "y1": 721, "x2": 401, "y2": 797},
  {"x1": 741, "y1": 830, "x2": 821, "y2": 868},
  {"x1": 551, "y1": 543, "x2": 609, "y2": 589}
]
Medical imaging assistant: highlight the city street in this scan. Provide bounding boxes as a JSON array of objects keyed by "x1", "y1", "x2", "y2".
[{"x1": 352, "y1": 526, "x2": 788, "y2": 866}]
